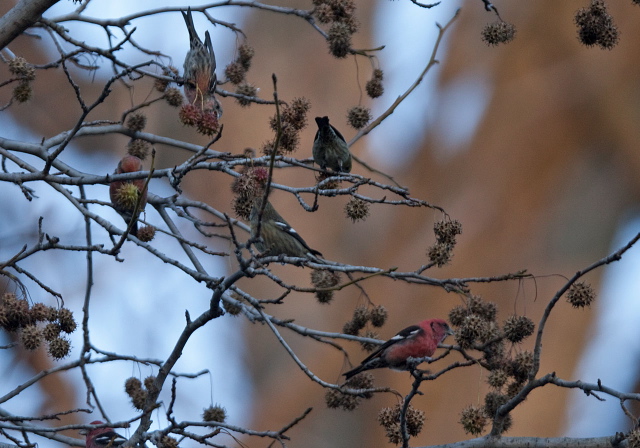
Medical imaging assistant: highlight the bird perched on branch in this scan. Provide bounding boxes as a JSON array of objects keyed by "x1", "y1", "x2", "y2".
[
  {"x1": 182, "y1": 7, "x2": 223, "y2": 118},
  {"x1": 81, "y1": 420, "x2": 127, "y2": 448},
  {"x1": 109, "y1": 155, "x2": 147, "y2": 237},
  {"x1": 343, "y1": 319, "x2": 454, "y2": 380},
  {"x1": 250, "y1": 197, "x2": 323, "y2": 259},
  {"x1": 312, "y1": 116, "x2": 352, "y2": 173}
]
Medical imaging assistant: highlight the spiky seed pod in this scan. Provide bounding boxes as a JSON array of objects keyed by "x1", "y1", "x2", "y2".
[
  {"x1": 225, "y1": 61, "x2": 246, "y2": 85},
  {"x1": 48, "y1": 336, "x2": 71, "y2": 359},
  {"x1": 346, "y1": 106, "x2": 371, "y2": 130},
  {"x1": 487, "y1": 369, "x2": 509, "y2": 389},
  {"x1": 231, "y1": 171, "x2": 257, "y2": 196},
  {"x1": 203, "y1": 404, "x2": 227, "y2": 423},
  {"x1": 377, "y1": 406, "x2": 396, "y2": 428},
  {"x1": 359, "y1": 330, "x2": 379, "y2": 352},
  {"x1": 324, "y1": 388, "x2": 359, "y2": 411},
  {"x1": 458, "y1": 314, "x2": 490, "y2": 347},
  {"x1": 125, "y1": 377, "x2": 143, "y2": 396},
  {"x1": 460, "y1": 405, "x2": 487, "y2": 436},
  {"x1": 365, "y1": 77, "x2": 383, "y2": 99},
  {"x1": 345, "y1": 371, "x2": 374, "y2": 398},
  {"x1": 328, "y1": 0, "x2": 356, "y2": 20},
  {"x1": 231, "y1": 194, "x2": 253, "y2": 220},
  {"x1": 311, "y1": 269, "x2": 341, "y2": 288},
  {"x1": 42, "y1": 323, "x2": 62, "y2": 341},
  {"x1": 370, "y1": 305, "x2": 388, "y2": 327},
  {"x1": 448, "y1": 305, "x2": 468, "y2": 327},
  {"x1": 316, "y1": 172, "x2": 340, "y2": 193},
  {"x1": 328, "y1": 22, "x2": 352, "y2": 58},
  {"x1": 274, "y1": 123, "x2": 300, "y2": 153},
  {"x1": 238, "y1": 43, "x2": 255, "y2": 70},
  {"x1": 130, "y1": 388, "x2": 148, "y2": 410},
  {"x1": 9, "y1": 57, "x2": 36, "y2": 80},
  {"x1": 509, "y1": 351, "x2": 534, "y2": 382},
  {"x1": 12, "y1": 81, "x2": 32, "y2": 103},
  {"x1": 314, "y1": 3, "x2": 334, "y2": 23},
  {"x1": 45, "y1": 306, "x2": 59, "y2": 322},
  {"x1": 222, "y1": 294, "x2": 242, "y2": 316},
  {"x1": 127, "y1": 139, "x2": 151, "y2": 160},
  {"x1": 197, "y1": 111, "x2": 219, "y2": 136},
  {"x1": 155, "y1": 66, "x2": 178, "y2": 92},
  {"x1": 144, "y1": 376, "x2": 158, "y2": 394},
  {"x1": 405, "y1": 405, "x2": 426, "y2": 436},
  {"x1": 574, "y1": 0, "x2": 619, "y2": 49},
  {"x1": 503, "y1": 315, "x2": 534, "y2": 343},
  {"x1": 136, "y1": 225, "x2": 156, "y2": 242},
  {"x1": 278, "y1": 97, "x2": 311, "y2": 131},
  {"x1": 377, "y1": 404, "x2": 424, "y2": 439},
  {"x1": 483, "y1": 339, "x2": 507, "y2": 370},
  {"x1": 29, "y1": 303, "x2": 50, "y2": 322},
  {"x1": 427, "y1": 242, "x2": 453, "y2": 267},
  {"x1": 434, "y1": 219, "x2": 462, "y2": 245},
  {"x1": 345, "y1": 198, "x2": 370, "y2": 222},
  {"x1": 57, "y1": 308, "x2": 76, "y2": 333},
  {"x1": 627, "y1": 429, "x2": 640, "y2": 448},
  {"x1": 179, "y1": 104, "x2": 202, "y2": 127},
  {"x1": 126, "y1": 112, "x2": 147, "y2": 132},
  {"x1": 566, "y1": 281, "x2": 595, "y2": 308},
  {"x1": 481, "y1": 21, "x2": 516, "y2": 46},
  {"x1": 164, "y1": 87, "x2": 184, "y2": 107},
  {"x1": 315, "y1": 290, "x2": 334, "y2": 304},
  {"x1": 342, "y1": 320, "x2": 360, "y2": 336},
  {"x1": 159, "y1": 436, "x2": 179, "y2": 448},
  {"x1": 235, "y1": 83, "x2": 258, "y2": 107},
  {"x1": 5, "y1": 297, "x2": 29, "y2": 330},
  {"x1": 113, "y1": 183, "x2": 140, "y2": 211},
  {"x1": 484, "y1": 391, "x2": 508, "y2": 418},
  {"x1": 21, "y1": 325, "x2": 43, "y2": 350},
  {"x1": 154, "y1": 77, "x2": 169, "y2": 93},
  {"x1": 352, "y1": 305, "x2": 370, "y2": 328},
  {"x1": 506, "y1": 380, "x2": 524, "y2": 398},
  {"x1": 0, "y1": 308, "x2": 8, "y2": 329},
  {"x1": 467, "y1": 295, "x2": 498, "y2": 322}
]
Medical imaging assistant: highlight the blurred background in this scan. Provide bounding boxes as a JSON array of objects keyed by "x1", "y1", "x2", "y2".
[{"x1": 1, "y1": 0, "x2": 640, "y2": 446}]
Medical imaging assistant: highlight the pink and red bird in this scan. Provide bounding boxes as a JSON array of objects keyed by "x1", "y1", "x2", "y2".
[
  {"x1": 109, "y1": 155, "x2": 147, "y2": 237},
  {"x1": 344, "y1": 318, "x2": 454, "y2": 379},
  {"x1": 82, "y1": 421, "x2": 127, "y2": 448}
]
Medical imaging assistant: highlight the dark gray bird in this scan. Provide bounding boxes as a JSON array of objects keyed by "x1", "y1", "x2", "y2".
[
  {"x1": 250, "y1": 197, "x2": 323, "y2": 259},
  {"x1": 182, "y1": 7, "x2": 222, "y2": 118},
  {"x1": 312, "y1": 116, "x2": 352, "y2": 173}
]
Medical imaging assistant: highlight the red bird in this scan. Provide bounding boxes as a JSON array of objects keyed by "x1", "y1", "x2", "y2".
[
  {"x1": 81, "y1": 420, "x2": 127, "y2": 448},
  {"x1": 343, "y1": 319, "x2": 454, "y2": 380},
  {"x1": 182, "y1": 7, "x2": 222, "y2": 118},
  {"x1": 109, "y1": 155, "x2": 147, "y2": 237}
]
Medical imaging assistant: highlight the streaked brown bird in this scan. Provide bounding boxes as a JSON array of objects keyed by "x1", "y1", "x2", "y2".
[
  {"x1": 312, "y1": 116, "x2": 352, "y2": 173},
  {"x1": 109, "y1": 155, "x2": 147, "y2": 237},
  {"x1": 250, "y1": 197, "x2": 323, "y2": 259},
  {"x1": 182, "y1": 7, "x2": 223, "y2": 118}
]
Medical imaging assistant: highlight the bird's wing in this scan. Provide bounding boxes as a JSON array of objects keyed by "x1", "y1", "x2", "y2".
[
  {"x1": 359, "y1": 324, "x2": 423, "y2": 364},
  {"x1": 204, "y1": 31, "x2": 217, "y2": 92},
  {"x1": 181, "y1": 8, "x2": 202, "y2": 47},
  {"x1": 329, "y1": 123, "x2": 347, "y2": 144},
  {"x1": 94, "y1": 431, "x2": 127, "y2": 447},
  {"x1": 273, "y1": 221, "x2": 323, "y2": 257}
]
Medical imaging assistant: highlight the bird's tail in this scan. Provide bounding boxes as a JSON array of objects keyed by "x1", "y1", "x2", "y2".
[{"x1": 343, "y1": 364, "x2": 366, "y2": 380}]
